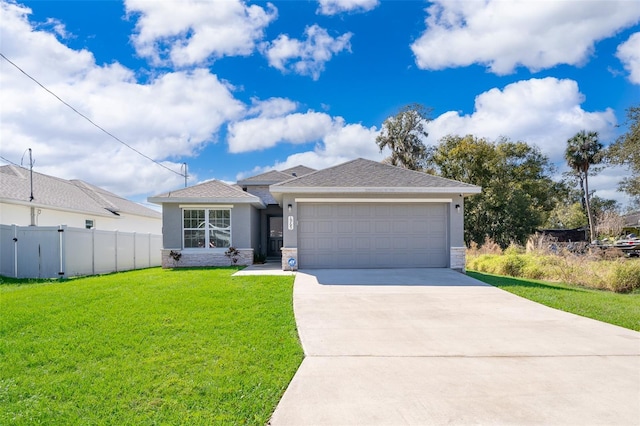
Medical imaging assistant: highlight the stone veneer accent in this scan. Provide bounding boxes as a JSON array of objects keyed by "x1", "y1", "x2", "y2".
[
  {"x1": 161, "y1": 248, "x2": 253, "y2": 268},
  {"x1": 450, "y1": 246, "x2": 466, "y2": 272},
  {"x1": 281, "y1": 247, "x2": 298, "y2": 271}
]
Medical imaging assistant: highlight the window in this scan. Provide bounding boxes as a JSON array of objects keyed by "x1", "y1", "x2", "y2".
[
  {"x1": 85, "y1": 219, "x2": 94, "y2": 229},
  {"x1": 183, "y1": 209, "x2": 231, "y2": 249}
]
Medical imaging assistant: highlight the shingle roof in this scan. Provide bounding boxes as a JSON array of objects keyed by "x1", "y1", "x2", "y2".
[
  {"x1": 623, "y1": 211, "x2": 640, "y2": 227},
  {"x1": 237, "y1": 165, "x2": 316, "y2": 186},
  {"x1": 0, "y1": 165, "x2": 161, "y2": 218},
  {"x1": 237, "y1": 170, "x2": 292, "y2": 185},
  {"x1": 148, "y1": 179, "x2": 264, "y2": 207},
  {"x1": 280, "y1": 165, "x2": 316, "y2": 177},
  {"x1": 271, "y1": 158, "x2": 481, "y2": 192}
]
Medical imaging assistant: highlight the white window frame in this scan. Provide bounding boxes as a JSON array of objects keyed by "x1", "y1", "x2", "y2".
[{"x1": 182, "y1": 208, "x2": 232, "y2": 250}]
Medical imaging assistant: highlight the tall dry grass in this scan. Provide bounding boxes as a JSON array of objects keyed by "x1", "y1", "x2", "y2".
[{"x1": 466, "y1": 236, "x2": 640, "y2": 293}]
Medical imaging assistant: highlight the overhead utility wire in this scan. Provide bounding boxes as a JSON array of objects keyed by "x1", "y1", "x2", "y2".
[
  {"x1": 0, "y1": 52, "x2": 186, "y2": 179},
  {"x1": 0, "y1": 155, "x2": 21, "y2": 167}
]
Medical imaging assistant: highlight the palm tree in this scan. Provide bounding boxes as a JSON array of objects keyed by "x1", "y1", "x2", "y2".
[{"x1": 565, "y1": 130, "x2": 603, "y2": 241}]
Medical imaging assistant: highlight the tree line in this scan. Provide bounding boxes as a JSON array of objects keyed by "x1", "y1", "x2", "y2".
[{"x1": 376, "y1": 104, "x2": 640, "y2": 248}]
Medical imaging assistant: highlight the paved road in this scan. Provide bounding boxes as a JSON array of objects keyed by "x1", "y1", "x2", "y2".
[{"x1": 269, "y1": 268, "x2": 640, "y2": 425}]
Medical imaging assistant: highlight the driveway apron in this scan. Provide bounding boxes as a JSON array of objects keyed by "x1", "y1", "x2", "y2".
[{"x1": 269, "y1": 268, "x2": 640, "y2": 425}]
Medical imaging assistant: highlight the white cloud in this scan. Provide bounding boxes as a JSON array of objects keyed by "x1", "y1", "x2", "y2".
[
  {"x1": 246, "y1": 97, "x2": 298, "y2": 118},
  {"x1": 0, "y1": 1, "x2": 244, "y2": 197},
  {"x1": 616, "y1": 32, "x2": 640, "y2": 84},
  {"x1": 238, "y1": 118, "x2": 385, "y2": 178},
  {"x1": 126, "y1": 0, "x2": 277, "y2": 67},
  {"x1": 411, "y1": 0, "x2": 640, "y2": 74},
  {"x1": 227, "y1": 111, "x2": 336, "y2": 153},
  {"x1": 426, "y1": 78, "x2": 617, "y2": 163},
  {"x1": 317, "y1": 0, "x2": 379, "y2": 15},
  {"x1": 262, "y1": 24, "x2": 352, "y2": 80}
]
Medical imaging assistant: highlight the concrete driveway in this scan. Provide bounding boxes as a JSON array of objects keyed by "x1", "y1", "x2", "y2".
[{"x1": 269, "y1": 269, "x2": 640, "y2": 425}]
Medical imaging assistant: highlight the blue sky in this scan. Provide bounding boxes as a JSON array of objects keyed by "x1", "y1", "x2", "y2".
[{"x1": 1, "y1": 0, "x2": 639, "y2": 209}]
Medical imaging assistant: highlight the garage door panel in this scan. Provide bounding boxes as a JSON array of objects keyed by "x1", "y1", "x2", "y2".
[
  {"x1": 355, "y1": 222, "x2": 370, "y2": 233},
  {"x1": 355, "y1": 237, "x2": 371, "y2": 249},
  {"x1": 375, "y1": 222, "x2": 391, "y2": 233},
  {"x1": 298, "y1": 203, "x2": 448, "y2": 268},
  {"x1": 337, "y1": 237, "x2": 353, "y2": 250},
  {"x1": 336, "y1": 205, "x2": 353, "y2": 217},
  {"x1": 337, "y1": 221, "x2": 352, "y2": 233},
  {"x1": 316, "y1": 237, "x2": 334, "y2": 250},
  {"x1": 392, "y1": 220, "x2": 410, "y2": 233},
  {"x1": 354, "y1": 205, "x2": 371, "y2": 217},
  {"x1": 392, "y1": 237, "x2": 408, "y2": 249}
]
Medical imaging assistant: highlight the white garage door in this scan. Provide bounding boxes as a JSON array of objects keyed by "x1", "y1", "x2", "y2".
[{"x1": 298, "y1": 203, "x2": 448, "y2": 268}]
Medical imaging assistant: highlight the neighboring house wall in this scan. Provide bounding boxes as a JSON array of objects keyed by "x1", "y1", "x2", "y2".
[{"x1": 0, "y1": 202, "x2": 161, "y2": 234}]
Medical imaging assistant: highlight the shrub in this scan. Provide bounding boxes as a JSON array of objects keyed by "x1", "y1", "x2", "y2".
[
  {"x1": 500, "y1": 255, "x2": 526, "y2": 277},
  {"x1": 466, "y1": 249, "x2": 640, "y2": 293},
  {"x1": 608, "y1": 261, "x2": 640, "y2": 293}
]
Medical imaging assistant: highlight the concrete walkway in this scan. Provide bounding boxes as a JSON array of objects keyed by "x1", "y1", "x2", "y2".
[
  {"x1": 232, "y1": 261, "x2": 295, "y2": 276},
  {"x1": 269, "y1": 269, "x2": 640, "y2": 425}
]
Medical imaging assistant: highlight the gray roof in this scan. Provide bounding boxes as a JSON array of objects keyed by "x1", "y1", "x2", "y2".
[
  {"x1": 148, "y1": 179, "x2": 265, "y2": 207},
  {"x1": 237, "y1": 170, "x2": 292, "y2": 185},
  {"x1": 281, "y1": 165, "x2": 316, "y2": 177},
  {"x1": 0, "y1": 165, "x2": 161, "y2": 218},
  {"x1": 237, "y1": 165, "x2": 316, "y2": 186},
  {"x1": 623, "y1": 211, "x2": 640, "y2": 227},
  {"x1": 271, "y1": 158, "x2": 482, "y2": 194}
]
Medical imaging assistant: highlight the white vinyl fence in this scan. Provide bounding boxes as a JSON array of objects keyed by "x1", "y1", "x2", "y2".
[{"x1": 1, "y1": 224, "x2": 162, "y2": 279}]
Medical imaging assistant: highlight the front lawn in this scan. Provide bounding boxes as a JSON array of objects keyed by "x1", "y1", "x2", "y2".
[
  {"x1": 0, "y1": 268, "x2": 303, "y2": 425},
  {"x1": 468, "y1": 271, "x2": 640, "y2": 331}
]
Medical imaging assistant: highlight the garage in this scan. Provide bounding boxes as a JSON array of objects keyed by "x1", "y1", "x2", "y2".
[{"x1": 298, "y1": 202, "x2": 448, "y2": 268}]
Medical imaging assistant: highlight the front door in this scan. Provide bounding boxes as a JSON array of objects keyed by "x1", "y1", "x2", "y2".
[{"x1": 267, "y1": 216, "x2": 283, "y2": 258}]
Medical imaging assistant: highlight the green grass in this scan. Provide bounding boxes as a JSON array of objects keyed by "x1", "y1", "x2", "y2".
[
  {"x1": 0, "y1": 268, "x2": 303, "y2": 425},
  {"x1": 468, "y1": 271, "x2": 640, "y2": 331}
]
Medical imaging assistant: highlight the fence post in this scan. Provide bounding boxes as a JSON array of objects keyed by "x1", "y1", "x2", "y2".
[
  {"x1": 148, "y1": 233, "x2": 151, "y2": 267},
  {"x1": 13, "y1": 225, "x2": 18, "y2": 278},
  {"x1": 58, "y1": 225, "x2": 65, "y2": 277}
]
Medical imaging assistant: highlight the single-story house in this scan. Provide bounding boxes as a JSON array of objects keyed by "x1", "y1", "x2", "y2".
[
  {"x1": 149, "y1": 158, "x2": 481, "y2": 271},
  {"x1": 0, "y1": 164, "x2": 161, "y2": 233},
  {"x1": 622, "y1": 211, "x2": 640, "y2": 235}
]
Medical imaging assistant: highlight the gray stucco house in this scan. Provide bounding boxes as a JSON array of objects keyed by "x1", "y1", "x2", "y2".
[{"x1": 148, "y1": 158, "x2": 481, "y2": 271}]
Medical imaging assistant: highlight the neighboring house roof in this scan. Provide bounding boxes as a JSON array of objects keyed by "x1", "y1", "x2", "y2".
[
  {"x1": 148, "y1": 179, "x2": 265, "y2": 208},
  {"x1": 0, "y1": 165, "x2": 160, "y2": 219},
  {"x1": 270, "y1": 158, "x2": 482, "y2": 196},
  {"x1": 237, "y1": 165, "x2": 316, "y2": 186},
  {"x1": 623, "y1": 211, "x2": 640, "y2": 227}
]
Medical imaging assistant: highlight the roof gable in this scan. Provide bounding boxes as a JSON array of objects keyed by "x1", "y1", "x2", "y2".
[
  {"x1": 280, "y1": 165, "x2": 316, "y2": 177},
  {"x1": 148, "y1": 179, "x2": 264, "y2": 207},
  {"x1": 237, "y1": 170, "x2": 291, "y2": 185},
  {"x1": 237, "y1": 164, "x2": 316, "y2": 186}
]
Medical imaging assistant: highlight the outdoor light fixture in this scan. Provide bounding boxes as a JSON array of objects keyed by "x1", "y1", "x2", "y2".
[
  {"x1": 288, "y1": 204, "x2": 292, "y2": 213},
  {"x1": 455, "y1": 204, "x2": 461, "y2": 212}
]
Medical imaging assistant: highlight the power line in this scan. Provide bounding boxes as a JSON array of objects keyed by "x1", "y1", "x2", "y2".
[
  {"x1": 0, "y1": 155, "x2": 21, "y2": 167},
  {"x1": 0, "y1": 52, "x2": 186, "y2": 179}
]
